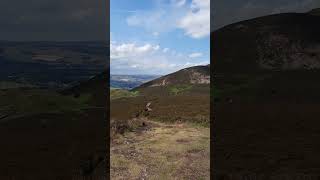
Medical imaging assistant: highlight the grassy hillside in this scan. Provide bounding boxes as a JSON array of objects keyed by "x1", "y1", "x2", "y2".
[
  {"x1": 0, "y1": 88, "x2": 92, "y2": 116},
  {"x1": 110, "y1": 79, "x2": 210, "y2": 180},
  {"x1": 111, "y1": 84, "x2": 210, "y2": 137},
  {"x1": 212, "y1": 8, "x2": 320, "y2": 176},
  {"x1": 61, "y1": 71, "x2": 108, "y2": 106}
]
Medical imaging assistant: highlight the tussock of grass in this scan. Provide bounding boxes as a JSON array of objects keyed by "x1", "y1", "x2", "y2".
[{"x1": 110, "y1": 118, "x2": 144, "y2": 137}]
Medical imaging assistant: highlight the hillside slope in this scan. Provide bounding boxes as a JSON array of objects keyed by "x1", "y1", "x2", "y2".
[
  {"x1": 110, "y1": 65, "x2": 210, "y2": 179},
  {"x1": 61, "y1": 71, "x2": 108, "y2": 106},
  {"x1": 134, "y1": 65, "x2": 210, "y2": 90},
  {"x1": 212, "y1": 8, "x2": 320, "y2": 177}
]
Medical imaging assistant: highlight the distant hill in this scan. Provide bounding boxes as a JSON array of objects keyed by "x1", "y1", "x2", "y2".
[
  {"x1": 309, "y1": 8, "x2": 320, "y2": 16},
  {"x1": 62, "y1": 71, "x2": 107, "y2": 93},
  {"x1": 133, "y1": 65, "x2": 210, "y2": 91},
  {"x1": 0, "y1": 41, "x2": 107, "y2": 65},
  {"x1": 212, "y1": 9, "x2": 320, "y2": 72},
  {"x1": 111, "y1": 65, "x2": 210, "y2": 127},
  {"x1": 111, "y1": 75, "x2": 160, "y2": 90},
  {"x1": 0, "y1": 41, "x2": 108, "y2": 88}
]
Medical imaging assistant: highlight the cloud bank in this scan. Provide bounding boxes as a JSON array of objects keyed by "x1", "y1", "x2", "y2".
[{"x1": 111, "y1": 41, "x2": 208, "y2": 75}]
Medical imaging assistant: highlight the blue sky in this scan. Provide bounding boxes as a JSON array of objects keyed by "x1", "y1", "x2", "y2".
[{"x1": 111, "y1": 0, "x2": 210, "y2": 75}]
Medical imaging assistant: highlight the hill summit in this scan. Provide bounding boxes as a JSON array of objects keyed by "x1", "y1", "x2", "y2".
[
  {"x1": 134, "y1": 65, "x2": 210, "y2": 90},
  {"x1": 212, "y1": 9, "x2": 320, "y2": 72},
  {"x1": 308, "y1": 8, "x2": 320, "y2": 16}
]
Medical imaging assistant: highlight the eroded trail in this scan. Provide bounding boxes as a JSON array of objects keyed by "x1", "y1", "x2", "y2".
[{"x1": 111, "y1": 121, "x2": 210, "y2": 180}]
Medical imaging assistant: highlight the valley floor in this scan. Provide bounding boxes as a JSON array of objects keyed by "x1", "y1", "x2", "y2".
[{"x1": 110, "y1": 120, "x2": 210, "y2": 180}]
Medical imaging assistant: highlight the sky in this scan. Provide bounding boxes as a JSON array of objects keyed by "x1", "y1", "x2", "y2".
[
  {"x1": 212, "y1": 0, "x2": 320, "y2": 30},
  {"x1": 110, "y1": 0, "x2": 210, "y2": 75},
  {"x1": 0, "y1": 0, "x2": 108, "y2": 41},
  {"x1": 0, "y1": 0, "x2": 317, "y2": 40},
  {"x1": 0, "y1": 0, "x2": 318, "y2": 69}
]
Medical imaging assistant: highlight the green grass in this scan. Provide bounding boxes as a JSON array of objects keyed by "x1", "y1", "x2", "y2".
[
  {"x1": 0, "y1": 89, "x2": 92, "y2": 115},
  {"x1": 169, "y1": 85, "x2": 193, "y2": 95},
  {"x1": 153, "y1": 115, "x2": 210, "y2": 128},
  {"x1": 110, "y1": 88, "x2": 139, "y2": 100}
]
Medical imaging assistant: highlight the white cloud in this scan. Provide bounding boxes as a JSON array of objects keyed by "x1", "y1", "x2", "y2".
[
  {"x1": 131, "y1": 64, "x2": 139, "y2": 68},
  {"x1": 125, "y1": 0, "x2": 210, "y2": 39},
  {"x1": 152, "y1": 32, "x2": 159, "y2": 37},
  {"x1": 171, "y1": 0, "x2": 186, "y2": 7},
  {"x1": 185, "y1": 61, "x2": 208, "y2": 67},
  {"x1": 178, "y1": 0, "x2": 210, "y2": 38},
  {"x1": 126, "y1": 16, "x2": 139, "y2": 26},
  {"x1": 153, "y1": 45, "x2": 160, "y2": 50},
  {"x1": 188, "y1": 52, "x2": 203, "y2": 58},
  {"x1": 111, "y1": 41, "x2": 208, "y2": 75},
  {"x1": 163, "y1": 48, "x2": 169, "y2": 53},
  {"x1": 126, "y1": 9, "x2": 179, "y2": 35},
  {"x1": 110, "y1": 42, "x2": 160, "y2": 59}
]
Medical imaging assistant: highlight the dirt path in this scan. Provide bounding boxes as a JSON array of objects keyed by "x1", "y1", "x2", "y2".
[{"x1": 110, "y1": 121, "x2": 210, "y2": 180}]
